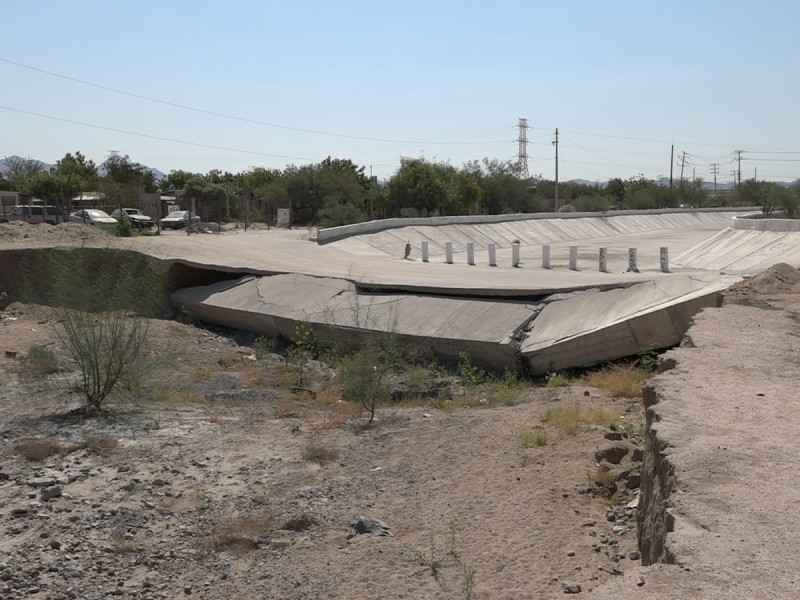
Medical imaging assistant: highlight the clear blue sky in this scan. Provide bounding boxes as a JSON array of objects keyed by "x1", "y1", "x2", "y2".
[{"x1": 3, "y1": 0, "x2": 799, "y2": 184}]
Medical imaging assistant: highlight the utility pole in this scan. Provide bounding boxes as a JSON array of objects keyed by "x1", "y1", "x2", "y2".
[
  {"x1": 553, "y1": 128, "x2": 559, "y2": 211},
  {"x1": 731, "y1": 170, "x2": 738, "y2": 191},
  {"x1": 678, "y1": 151, "x2": 688, "y2": 184},
  {"x1": 517, "y1": 118, "x2": 529, "y2": 179},
  {"x1": 710, "y1": 163, "x2": 719, "y2": 193},
  {"x1": 670, "y1": 145, "x2": 674, "y2": 189},
  {"x1": 369, "y1": 165, "x2": 374, "y2": 220},
  {"x1": 734, "y1": 149, "x2": 743, "y2": 184}
]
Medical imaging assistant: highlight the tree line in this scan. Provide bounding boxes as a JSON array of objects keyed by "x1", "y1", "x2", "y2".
[{"x1": 2, "y1": 152, "x2": 798, "y2": 225}]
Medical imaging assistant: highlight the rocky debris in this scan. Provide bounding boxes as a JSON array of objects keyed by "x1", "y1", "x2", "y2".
[
  {"x1": 561, "y1": 581, "x2": 582, "y2": 593},
  {"x1": 0, "y1": 291, "x2": 9, "y2": 311},
  {"x1": 594, "y1": 442, "x2": 630, "y2": 465},
  {"x1": 351, "y1": 516, "x2": 392, "y2": 537},
  {"x1": 40, "y1": 485, "x2": 62, "y2": 501}
]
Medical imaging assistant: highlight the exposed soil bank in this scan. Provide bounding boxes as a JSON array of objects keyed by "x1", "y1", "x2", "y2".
[{"x1": 593, "y1": 268, "x2": 800, "y2": 598}]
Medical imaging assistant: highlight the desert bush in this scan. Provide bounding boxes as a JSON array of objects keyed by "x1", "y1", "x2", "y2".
[
  {"x1": 23, "y1": 344, "x2": 59, "y2": 378},
  {"x1": 288, "y1": 321, "x2": 315, "y2": 387},
  {"x1": 302, "y1": 442, "x2": 339, "y2": 464},
  {"x1": 518, "y1": 427, "x2": 547, "y2": 448},
  {"x1": 541, "y1": 404, "x2": 623, "y2": 435},
  {"x1": 22, "y1": 249, "x2": 165, "y2": 414}
]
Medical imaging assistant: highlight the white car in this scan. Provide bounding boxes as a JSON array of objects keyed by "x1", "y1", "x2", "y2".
[
  {"x1": 160, "y1": 211, "x2": 201, "y2": 229},
  {"x1": 111, "y1": 208, "x2": 154, "y2": 229},
  {"x1": 68, "y1": 209, "x2": 118, "y2": 226}
]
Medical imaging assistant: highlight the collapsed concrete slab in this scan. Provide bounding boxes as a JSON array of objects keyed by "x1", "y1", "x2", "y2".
[
  {"x1": 520, "y1": 274, "x2": 736, "y2": 375},
  {"x1": 171, "y1": 273, "x2": 539, "y2": 370}
]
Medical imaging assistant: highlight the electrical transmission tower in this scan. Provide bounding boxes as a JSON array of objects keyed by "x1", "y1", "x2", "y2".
[
  {"x1": 517, "y1": 118, "x2": 529, "y2": 178},
  {"x1": 677, "y1": 151, "x2": 688, "y2": 183}
]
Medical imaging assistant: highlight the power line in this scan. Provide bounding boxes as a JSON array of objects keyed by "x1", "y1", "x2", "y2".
[
  {"x1": 0, "y1": 56, "x2": 509, "y2": 146},
  {"x1": 0, "y1": 104, "x2": 314, "y2": 161}
]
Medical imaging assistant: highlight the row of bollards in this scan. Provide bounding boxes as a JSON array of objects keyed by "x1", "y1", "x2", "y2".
[{"x1": 419, "y1": 241, "x2": 670, "y2": 273}]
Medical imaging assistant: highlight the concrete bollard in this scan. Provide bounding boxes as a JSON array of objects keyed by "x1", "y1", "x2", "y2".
[
  {"x1": 569, "y1": 246, "x2": 578, "y2": 270},
  {"x1": 488, "y1": 243, "x2": 497, "y2": 266},
  {"x1": 660, "y1": 246, "x2": 669, "y2": 272},
  {"x1": 512, "y1": 242, "x2": 520, "y2": 267},
  {"x1": 467, "y1": 242, "x2": 475, "y2": 266},
  {"x1": 627, "y1": 248, "x2": 639, "y2": 273},
  {"x1": 421, "y1": 241, "x2": 429, "y2": 263},
  {"x1": 445, "y1": 241, "x2": 453, "y2": 264},
  {"x1": 542, "y1": 244, "x2": 551, "y2": 269},
  {"x1": 599, "y1": 247, "x2": 608, "y2": 273}
]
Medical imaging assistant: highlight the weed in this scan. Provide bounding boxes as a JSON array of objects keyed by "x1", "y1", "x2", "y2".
[
  {"x1": 545, "y1": 371, "x2": 573, "y2": 389},
  {"x1": 253, "y1": 335, "x2": 275, "y2": 359},
  {"x1": 302, "y1": 442, "x2": 339, "y2": 465},
  {"x1": 22, "y1": 344, "x2": 59, "y2": 378},
  {"x1": 217, "y1": 352, "x2": 242, "y2": 368},
  {"x1": 584, "y1": 364, "x2": 649, "y2": 398},
  {"x1": 288, "y1": 321, "x2": 315, "y2": 387},
  {"x1": 637, "y1": 348, "x2": 660, "y2": 374},
  {"x1": 413, "y1": 544, "x2": 445, "y2": 579},
  {"x1": 338, "y1": 345, "x2": 390, "y2": 424},
  {"x1": 457, "y1": 352, "x2": 490, "y2": 387},
  {"x1": 541, "y1": 404, "x2": 623, "y2": 435},
  {"x1": 518, "y1": 427, "x2": 547, "y2": 448}
]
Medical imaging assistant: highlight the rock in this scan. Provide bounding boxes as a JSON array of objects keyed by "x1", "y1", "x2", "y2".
[
  {"x1": 0, "y1": 472, "x2": 9, "y2": 482},
  {"x1": 603, "y1": 431, "x2": 623, "y2": 441},
  {"x1": 594, "y1": 443, "x2": 629, "y2": 465},
  {"x1": 27, "y1": 477, "x2": 58, "y2": 488},
  {"x1": 351, "y1": 516, "x2": 392, "y2": 536},
  {"x1": 561, "y1": 581, "x2": 582, "y2": 593},
  {"x1": 631, "y1": 448, "x2": 644, "y2": 462},
  {"x1": 629, "y1": 551, "x2": 641, "y2": 561},
  {"x1": 580, "y1": 519, "x2": 596, "y2": 527},
  {"x1": 625, "y1": 471, "x2": 641, "y2": 489},
  {"x1": 0, "y1": 292, "x2": 9, "y2": 311},
  {"x1": 41, "y1": 485, "x2": 62, "y2": 502},
  {"x1": 49, "y1": 540, "x2": 61, "y2": 550},
  {"x1": 10, "y1": 508, "x2": 30, "y2": 519}
]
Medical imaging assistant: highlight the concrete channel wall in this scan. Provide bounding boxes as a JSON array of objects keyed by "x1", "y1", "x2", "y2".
[{"x1": 317, "y1": 208, "x2": 755, "y2": 245}]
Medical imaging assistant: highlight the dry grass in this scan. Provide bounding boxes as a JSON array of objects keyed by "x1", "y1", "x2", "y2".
[
  {"x1": 13, "y1": 435, "x2": 118, "y2": 461},
  {"x1": 302, "y1": 442, "x2": 340, "y2": 465},
  {"x1": 541, "y1": 404, "x2": 623, "y2": 436},
  {"x1": 517, "y1": 427, "x2": 548, "y2": 448},
  {"x1": 13, "y1": 438, "x2": 64, "y2": 461},
  {"x1": 583, "y1": 364, "x2": 649, "y2": 398},
  {"x1": 200, "y1": 514, "x2": 273, "y2": 553},
  {"x1": 593, "y1": 467, "x2": 619, "y2": 487}
]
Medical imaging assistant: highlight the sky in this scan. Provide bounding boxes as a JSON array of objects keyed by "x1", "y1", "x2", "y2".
[{"x1": 3, "y1": 1, "x2": 800, "y2": 184}]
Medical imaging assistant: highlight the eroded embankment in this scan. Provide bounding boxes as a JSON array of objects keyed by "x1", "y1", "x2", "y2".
[
  {"x1": 627, "y1": 300, "x2": 800, "y2": 597},
  {"x1": 636, "y1": 379, "x2": 677, "y2": 566}
]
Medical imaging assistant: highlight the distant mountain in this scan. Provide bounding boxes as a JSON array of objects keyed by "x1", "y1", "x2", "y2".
[
  {"x1": 0, "y1": 155, "x2": 54, "y2": 175},
  {"x1": 0, "y1": 155, "x2": 165, "y2": 181}
]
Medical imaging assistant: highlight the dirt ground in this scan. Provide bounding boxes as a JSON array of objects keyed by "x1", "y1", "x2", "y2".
[{"x1": 0, "y1": 222, "x2": 647, "y2": 600}]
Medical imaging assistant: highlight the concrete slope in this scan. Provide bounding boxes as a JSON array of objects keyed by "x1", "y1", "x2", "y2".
[
  {"x1": 171, "y1": 273, "x2": 538, "y2": 369},
  {"x1": 674, "y1": 228, "x2": 800, "y2": 273},
  {"x1": 520, "y1": 274, "x2": 734, "y2": 374},
  {"x1": 328, "y1": 211, "x2": 742, "y2": 258}
]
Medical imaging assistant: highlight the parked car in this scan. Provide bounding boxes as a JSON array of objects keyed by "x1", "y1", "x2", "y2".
[
  {"x1": 68, "y1": 209, "x2": 118, "y2": 226},
  {"x1": 111, "y1": 208, "x2": 155, "y2": 229},
  {"x1": 160, "y1": 211, "x2": 201, "y2": 229},
  {"x1": 0, "y1": 204, "x2": 63, "y2": 225}
]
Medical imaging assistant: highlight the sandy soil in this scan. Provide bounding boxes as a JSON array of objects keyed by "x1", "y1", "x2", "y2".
[{"x1": 0, "y1": 222, "x2": 648, "y2": 599}]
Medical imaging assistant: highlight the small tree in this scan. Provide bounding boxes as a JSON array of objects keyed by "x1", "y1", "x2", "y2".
[
  {"x1": 23, "y1": 249, "x2": 165, "y2": 414},
  {"x1": 339, "y1": 344, "x2": 390, "y2": 424}
]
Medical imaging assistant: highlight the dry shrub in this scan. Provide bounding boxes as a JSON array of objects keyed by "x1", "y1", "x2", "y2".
[
  {"x1": 584, "y1": 364, "x2": 649, "y2": 398},
  {"x1": 217, "y1": 352, "x2": 243, "y2": 368},
  {"x1": 14, "y1": 438, "x2": 64, "y2": 461},
  {"x1": 79, "y1": 435, "x2": 119, "y2": 456},
  {"x1": 282, "y1": 514, "x2": 317, "y2": 532},
  {"x1": 109, "y1": 524, "x2": 138, "y2": 554},
  {"x1": 200, "y1": 514, "x2": 273, "y2": 553},
  {"x1": 302, "y1": 442, "x2": 339, "y2": 465},
  {"x1": 162, "y1": 389, "x2": 203, "y2": 404}
]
